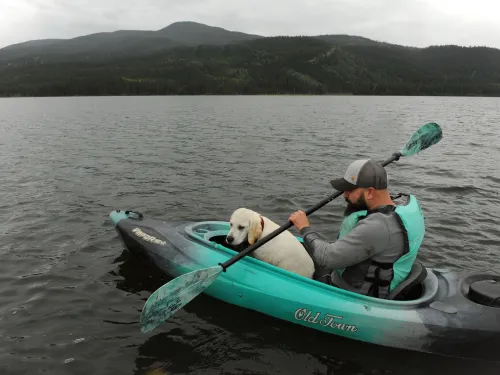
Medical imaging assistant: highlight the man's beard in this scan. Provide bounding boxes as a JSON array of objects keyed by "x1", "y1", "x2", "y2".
[{"x1": 344, "y1": 194, "x2": 368, "y2": 216}]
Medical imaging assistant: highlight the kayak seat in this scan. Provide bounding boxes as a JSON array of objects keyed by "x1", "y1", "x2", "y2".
[{"x1": 388, "y1": 261, "x2": 427, "y2": 301}]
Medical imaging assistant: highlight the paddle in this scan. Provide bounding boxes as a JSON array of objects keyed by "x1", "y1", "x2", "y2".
[{"x1": 139, "y1": 122, "x2": 443, "y2": 333}]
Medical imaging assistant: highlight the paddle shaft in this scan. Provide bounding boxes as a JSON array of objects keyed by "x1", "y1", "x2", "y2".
[{"x1": 220, "y1": 152, "x2": 402, "y2": 271}]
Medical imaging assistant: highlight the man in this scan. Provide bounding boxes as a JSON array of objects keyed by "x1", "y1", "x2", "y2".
[{"x1": 289, "y1": 159, "x2": 425, "y2": 299}]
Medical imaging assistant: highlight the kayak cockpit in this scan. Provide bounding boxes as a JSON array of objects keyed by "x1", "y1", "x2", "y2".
[
  {"x1": 161, "y1": 220, "x2": 499, "y2": 309},
  {"x1": 184, "y1": 220, "x2": 439, "y2": 304}
]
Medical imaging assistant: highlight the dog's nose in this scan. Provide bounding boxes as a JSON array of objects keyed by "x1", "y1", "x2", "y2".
[{"x1": 226, "y1": 235, "x2": 234, "y2": 244}]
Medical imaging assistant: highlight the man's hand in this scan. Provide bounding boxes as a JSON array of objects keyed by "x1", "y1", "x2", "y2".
[{"x1": 289, "y1": 210, "x2": 310, "y2": 231}]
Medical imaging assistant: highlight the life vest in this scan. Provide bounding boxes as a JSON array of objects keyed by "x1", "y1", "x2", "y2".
[{"x1": 336, "y1": 194, "x2": 425, "y2": 296}]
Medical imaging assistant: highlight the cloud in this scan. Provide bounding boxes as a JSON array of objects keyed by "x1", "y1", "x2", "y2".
[{"x1": 1, "y1": 0, "x2": 500, "y2": 49}]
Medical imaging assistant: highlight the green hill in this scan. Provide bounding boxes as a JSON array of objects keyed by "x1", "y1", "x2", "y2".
[
  {"x1": 0, "y1": 21, "x2": 388, "y2": 65},
  {"x1": 0, "y1": 21, "x2": 262, "y2": 64},
  {"x1": 158, "y1": 21, "x2": 262, "y2": 45},
  {"x1": 1, "y1": 22, "x2": 500, "y2": 97}
]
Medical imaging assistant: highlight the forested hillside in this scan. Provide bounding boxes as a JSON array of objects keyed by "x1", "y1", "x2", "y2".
[{"x1": 1, "y1": 22, "x2": 499, "y2": 97}]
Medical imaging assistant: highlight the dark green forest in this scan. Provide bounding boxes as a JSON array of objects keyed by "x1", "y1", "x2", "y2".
[{"x1": 1, "y1": 22, "x2": 500, "y2": 97}]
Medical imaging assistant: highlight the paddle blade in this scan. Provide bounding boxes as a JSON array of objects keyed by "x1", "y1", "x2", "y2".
[
  {"x1": 140, "y1": 265, "x2": 222, "y2": 333},
  {"x1": 400, "y1": 122, "x2": 443, "y2": 157}
]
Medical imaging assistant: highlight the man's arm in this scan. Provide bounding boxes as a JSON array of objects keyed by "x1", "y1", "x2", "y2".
[{"x1": 298, "y1": 216, "x2": 390, "y2": 269}]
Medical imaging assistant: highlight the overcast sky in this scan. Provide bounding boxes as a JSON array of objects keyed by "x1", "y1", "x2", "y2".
[{"x1": 1, "y1": 0, "x2": 500, "y2": 49}]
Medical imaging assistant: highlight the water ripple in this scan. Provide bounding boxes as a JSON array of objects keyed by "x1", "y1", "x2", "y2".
[{"x1": 1, "y1": 96, "x2": 499, "y2": 375}]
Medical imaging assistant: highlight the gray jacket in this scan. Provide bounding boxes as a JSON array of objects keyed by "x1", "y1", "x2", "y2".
[{"x1": 299, "y1": 209, "x2": 406, "y2": 298}]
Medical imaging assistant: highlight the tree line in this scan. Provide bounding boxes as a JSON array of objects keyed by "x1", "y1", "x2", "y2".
[{"x1": 1, "y1": 37, "x2": 500, "y2": 97}]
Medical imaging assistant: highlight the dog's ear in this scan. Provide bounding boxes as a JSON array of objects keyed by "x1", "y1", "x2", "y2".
[{"x1": 248, "y1": 217, "x2": 263, "y2": 245}]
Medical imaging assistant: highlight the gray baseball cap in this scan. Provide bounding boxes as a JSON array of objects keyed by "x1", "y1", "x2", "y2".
[{"x1": 330, "y1": 159, "x2": 388, "y2": 191}]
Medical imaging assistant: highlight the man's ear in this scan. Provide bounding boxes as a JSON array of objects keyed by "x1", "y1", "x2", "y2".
[{"x1": 366, "y1": 187, "x2": 376, "y2": 200}]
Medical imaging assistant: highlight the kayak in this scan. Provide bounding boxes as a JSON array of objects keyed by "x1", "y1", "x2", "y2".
[{"x1": 109, "y1": 209, "x2": 500, "y2": 363}]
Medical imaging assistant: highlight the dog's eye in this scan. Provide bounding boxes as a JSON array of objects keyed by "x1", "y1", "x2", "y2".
[{"x1": 238, "y1": 225, "x2": 245, "y2": 230}]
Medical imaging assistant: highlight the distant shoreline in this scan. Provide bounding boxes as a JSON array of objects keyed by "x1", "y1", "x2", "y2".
[
  {"x1": 2, "y1": 25, "x2": 500, "y2": 98},
  {"x1": 2, "y1": 93, "x2": 500, "y2": 99}
]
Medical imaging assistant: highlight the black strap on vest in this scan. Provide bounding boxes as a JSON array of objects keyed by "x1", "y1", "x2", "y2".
[{"x1": 351, "y1": 202, "x2": 410, "y2": 298}]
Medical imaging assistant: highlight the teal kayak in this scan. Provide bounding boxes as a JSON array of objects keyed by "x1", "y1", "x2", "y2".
[{"x1": 109, "y1": 209, "x2": 500, "y2": 363}]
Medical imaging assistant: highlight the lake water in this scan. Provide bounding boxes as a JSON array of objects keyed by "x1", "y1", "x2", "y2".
[{"x1": 1, "y1": 96, "x2": 499, "y2": 375}]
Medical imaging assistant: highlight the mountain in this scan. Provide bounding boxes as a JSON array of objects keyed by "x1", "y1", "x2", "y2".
[
  {"x1": 2, "y1": 34, "x2": 500, "y2": 98},
  {"x1": 0, "y1": 21, "x2": 390, "y2": 64},
  {"x1": 0, "y1": 21, "x2": 264, "y2": 63},
  {"x1": 158, "y1": 21, "x2": 262, "y2": 45},
  {"x1": 0, "y1": 36, "x2": 369, "y2": 96},
  {"x1": 1, "y1": 21, "x2": 500, "y2": 97},
  {"x1": 0, "y1": 32, "x2": 169, "y2": 62}
]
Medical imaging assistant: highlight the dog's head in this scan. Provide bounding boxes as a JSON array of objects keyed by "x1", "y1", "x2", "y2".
[{"x1": 226, "y1": 208, "x2": 263, "y2": 247}]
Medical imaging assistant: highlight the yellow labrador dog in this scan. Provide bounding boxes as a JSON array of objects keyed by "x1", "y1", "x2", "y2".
[{"x1": 226, "y1": 208, "x2": 315, "y2": 278}]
